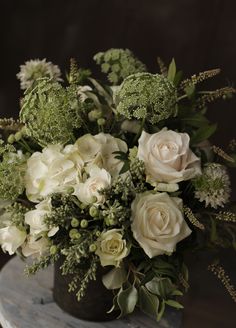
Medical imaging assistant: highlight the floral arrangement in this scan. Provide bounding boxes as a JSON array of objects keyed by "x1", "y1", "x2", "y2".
[{"x1": 0, "y1": 49, "x2": 236, "y2": 321}]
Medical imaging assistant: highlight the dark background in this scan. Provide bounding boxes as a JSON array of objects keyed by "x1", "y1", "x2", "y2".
[{"x1": 0, "y1": 1, "x2": 236, "y2": 327}]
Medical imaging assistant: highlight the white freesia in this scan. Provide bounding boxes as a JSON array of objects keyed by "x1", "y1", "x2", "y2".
[
  {"x1": 131, "y1": 192, "x2": 192, "y2": 258},
  {"x1": 95, "y1": 229, "x2": 129, "y2": 267},
  {"x1": 25, "y1": 144, "x2": 84, "y2": 202},
  {"x1": 22, "y1": 235, "x2": 50, "y2": 258},
  {"x1": 0, "y1": 226, "x2": 26, "y2": 255},
  {"x1": 73, "y1": 166, "x2": 111, "y2": 205},
  {"x1": 137, "y1": 129, "x2": 201, "y2": 185},
  {"x1": 24, "y1": 199, "x2": 58, "y2": 237},
  {"x1": 75, "y1": 133, "x2": 128, "y2": 177}
]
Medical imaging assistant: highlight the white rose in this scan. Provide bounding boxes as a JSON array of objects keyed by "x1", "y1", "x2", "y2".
[
  {"x1": 75, "y1": 133, "x2": 128, "y2": 176},
  {"x1": 24, "y1": 199, "x2": 58, "y2": 237},
  {"x1": 25, "y1": 144, "x2": 84, "y2": 202},
  {"x1": 131, "y1": 192, "x2": 192, "y2": 258},
  {"x1": 22, "y1": 235, "x2": 49, "y2": 258},
  {"x1": 95, "y1": 229, "x2": 129, "y2": 267},
  {"x1": 0, "y1": 226, "x2": 26, "y2": 255},
  {"x1": 73, "y1": 165, "x2": 111, "y2": 205},
  {"x1": 137, "y1": 129, "x2": 201, "y2": 185}
]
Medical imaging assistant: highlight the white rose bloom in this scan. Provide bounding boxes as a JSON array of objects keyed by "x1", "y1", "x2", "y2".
[
  {"x1": 24, "y1": 199, "x2": 58, "y2": 237},
  {"x1": 95, "y1": 229, "x2": 129, "y2": 267},
  {"x1": 25, "y1": 144, "x2": 84, "y2": 202},
  {"x1": 131, "y1": 192, "x2": 192, "y2": 258},
  {"x1": 0, "y1": 226, "x2": 26, "y2": 255},
  {"x1": 75, "y1": 133, "x2": 128, "y2": 177},
  {"x1": 22, "y1": 235, "x2": 49, "y2": 258},
  {"x1": 138, "y1": 129, "x2": 201, "y2": 185},
  {"x1": 73, "y1": 165, "x2": 111, "y2": 205}
]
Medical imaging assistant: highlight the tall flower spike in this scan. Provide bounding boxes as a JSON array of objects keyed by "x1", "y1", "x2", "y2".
[{"x1": 194, "y1": 163, "x2": 231, "y2": 209}]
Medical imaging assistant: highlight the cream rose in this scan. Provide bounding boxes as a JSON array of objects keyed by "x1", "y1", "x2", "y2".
[
  {"x1": 24, "y1": 198, "x2": 58, "y2": 237},
  {"x1": 137, "y1": 129, "x2": 201, "y2": 185},
  {"x1": 75, "y1": 133, "x2": 128, "y2": 177},
  {"x1": 73, "y1": 165, "x2": 111, "y2": 205},
  {"x1": 22, "y1": 235, "x2": 49, "y2": 258},
  {"x1": 95, "y1": 229, "x2": 129, "y2": 267},
  {"x1": 131, "y1": 192, "x2": 191, "y2": 258},
  {"x1": 0, "y1": 226, "x2": 26, "y2": 255},
  {"x1": 25, "y1": 144, "x2": 84, "y2": 202}
]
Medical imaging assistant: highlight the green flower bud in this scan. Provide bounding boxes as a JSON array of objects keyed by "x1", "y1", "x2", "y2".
[
  {"x1": 88, "y1": 109, "x2": 103, "y2": 121},
  {"x1": 7, "y1": 134, "x2": 15, "y2": 144},
  {"x1": 89, "y1": 206, "x2": 99, "y2": 218},
  {"x1": 67, "y1": 186, "x2": 74, "y2": 194},
  {"x1": 71, "y1": 218, "x2": 80, "y2": 228},
  {"x1": 89, "y1": 244, "x2": 97, "y2": 252},
  {"x1": 80, "y1": 219, "x2": 88, "y2": 228},
  {"x1": 80, "y1": 203, "x2": 87, "y2": 210},
  {"x1": 97, "y1": 118, "x2": 106, "y2": 126},
  {"x1": 50, "y1": 245, "x2": 58, "y2": 255},
  {"x1": 15, "y1": 131, "x2": 22, "y2": 141},
  {"x1": 95, "y1": 230, "x2": 101, "y2": 237},
  {"x1": 69, "y1": 229, "x2": 81, "y2": 239}
]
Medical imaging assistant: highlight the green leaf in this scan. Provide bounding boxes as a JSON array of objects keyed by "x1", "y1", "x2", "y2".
[
  {"x1": 174, "y1": 70, "x2": 183, "y2": 86},
  {"x1": 102, "y1": 266, "x2": 127, "y2": 290},
  {"x1": 165, "y1": 299, "x2": 184, "y2": 309},
  {"x1": 171, "y1": 290, "x2": 183, "y2": 296},
  {"x1": 191, "y1": 123, "x2": 217, "y2": 145},
  {"x1": 181, "y1": 112, "x2": 209, "y2": 128},
  {"x1": 185, "y1": 85, "x2": 195, "y2": 98},
  {"x1": 117, "y1": 285, "x2": 138, "y2": 317},
  {"x1": 146, "y1": 277, "x2": 175, "y2": 299},
  {"x1": 167, "y1": 58, "x2": 176, "y2": 82},
  {"x1": 139, "y1": 286, "x2": 159, "y2": 318}
]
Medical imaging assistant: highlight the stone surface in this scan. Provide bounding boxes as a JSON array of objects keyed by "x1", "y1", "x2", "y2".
[{"x1": 0, "y1": 257, "x2": 182, "y2": 328}]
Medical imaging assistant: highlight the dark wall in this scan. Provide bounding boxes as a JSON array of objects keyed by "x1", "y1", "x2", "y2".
[{"x1": 1, "y1": 0, "x2": 236, "y2": 193}]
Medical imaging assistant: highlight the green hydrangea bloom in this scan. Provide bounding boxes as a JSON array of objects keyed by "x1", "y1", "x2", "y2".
[
  {"x1": 94, "y1": 48, "x2": 146, "y2": 85},
  {"x1": 0, "y1": 151, "x2": 26, "y2": 200},
  {"x1": 20, "y1": 79, "x2": 84, "y2": 146},
  {"x1": 115, "y1": 72, "x2": 177, "y2": 124}
]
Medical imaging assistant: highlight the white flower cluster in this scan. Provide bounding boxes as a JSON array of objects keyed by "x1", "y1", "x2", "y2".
[
  {"x1": 16, "y1": 58, "x2": 62, "y2": 90},
  {"x1": 0, "y1": 128, "x2": 202, "y2": 267}
]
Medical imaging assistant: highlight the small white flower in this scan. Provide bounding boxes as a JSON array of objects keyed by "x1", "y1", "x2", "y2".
[
  {"x1": 77, "y1": 85, "x2": 92, "y2": 102},
  {"x1": 24, "y1": 198, "x2": 58, "y2": 237},
  {"x1": 194, "y1": 163, "x2": 231, "y2": 209},
  {"x1": 95, "y1": 229, "x2": 129, "y2": 267},
  {"x1": 137, "y1": 129, "x2": 201, "y2": 185},
  {"x1": 17, "y1": 58, "x2": 62, "y2": 90},
  {"x1": 73, "y1": 165, "x2": 111, "y2": 205},
  {"x1": 131, "y1": 192, "x2": 192, "y2": 258},
  {"x1": 0, "y1": 226, "x2": 26, "y2": 255},
  {"x1": 22, "y1": 235, "x2": 50, "y2": 258}
]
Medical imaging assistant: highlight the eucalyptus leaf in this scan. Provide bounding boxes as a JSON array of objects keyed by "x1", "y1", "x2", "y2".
[
  {"x1": 157, "y1": 299, "x2": 166, "y2": 321},
  {"x1": 102, "y1": 266, "x2": 127, "y2": 290},
  {"x1": 146, "y1": 277, "x2": 175, "y2": 299},
  {"x1": 117, "y1": 285, "x2": 138, "y2": 317},
  {"x1": 139, "y1": 286, "x2": 159, "y2": 318},
  {"x1": 165, "y1": 299, "x2": 184, "y2": 309}
]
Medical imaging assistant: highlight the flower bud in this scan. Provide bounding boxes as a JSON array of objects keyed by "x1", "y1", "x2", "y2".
[
  {"x1": 97, "y1": 118, "x2": 106, "y2": 126},
  {"x1": 89, "y1": 206, "x2": 99, "y2": 218},
  {"x1": 80, "y1": 219, "x2": 88, "y2": 228},
  {"x1": 89, "y1": 244, "x2": 97, "y2": 252},
  {"x1": 15, "y1": 131, "x2": 22, "y2": 141},
  {"x1": 50, "y1": 245, "x2": 58, "y2": 255},
  {"x1": 69, "y1": 229, "x2": 81, "y2": 239},
  {"x1": 7, "y1": 134, "x2": 15, "y2": 144},
  {"x1": 71, "y1": 218, "x2": 80, "y2": 228}
]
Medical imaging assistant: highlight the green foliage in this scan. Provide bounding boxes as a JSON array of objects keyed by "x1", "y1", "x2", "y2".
[
  {"x1": 68, "y1": 58, "x2": 91, "y2": 85},
  {"x1": 117, "y1": 285, "x2": 138, "y2": 317},
  {"x1": 94, "y1": 48, "x2": 146, "y2": 85},
  {"x1": 20, "y1": 79, "x2": 84, "y2": 146},
  {"x1": 6, "y1": 202, "x2": 29, "y2": 228},
  {"x1": 116, "y1": 72, "x2": 177, "y2": 124},
  {"x1": 0, "y1": 151, "x2": 26, "y2": 200}
]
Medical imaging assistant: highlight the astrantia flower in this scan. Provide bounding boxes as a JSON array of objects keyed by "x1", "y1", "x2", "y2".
[
  {"x1": 194, "y1": 163, "x2": 231, "y2": 209},
  {"x1": 17, "y1": 59, "x2": 62, "y2": 90}
]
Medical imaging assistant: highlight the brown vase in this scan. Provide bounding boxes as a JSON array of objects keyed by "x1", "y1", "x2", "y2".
[{"x1": 53, "y1": 258, "x2": 118, "y2": 322}]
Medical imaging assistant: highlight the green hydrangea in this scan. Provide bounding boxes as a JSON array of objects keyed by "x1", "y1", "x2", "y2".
[
  {"x1": 20, "y1": 79, "x2": 84, "y2": 146},
  {"x1": 94, "y1": 48, "x2": 146, "y2": 85},
  {"x1": 0, "y1": 152, "x2": 26, "y2": 200},
  {"x1": 115, "y1": 72, "x2": 177, "y2": 124}
]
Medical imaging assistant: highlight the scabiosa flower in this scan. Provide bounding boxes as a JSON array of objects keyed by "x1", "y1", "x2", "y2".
[
  {"x1": 17, "y1": 59, "x2": 62, "y2": 90},
  {"x1": 194, "y1": 163, "x2": 231, "y2": 209}
]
